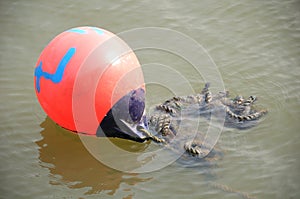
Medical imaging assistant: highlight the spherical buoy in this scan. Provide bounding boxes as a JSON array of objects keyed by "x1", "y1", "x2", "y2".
[{"x1": 34, "y1": 26, "x2": 146, "y2": 139}]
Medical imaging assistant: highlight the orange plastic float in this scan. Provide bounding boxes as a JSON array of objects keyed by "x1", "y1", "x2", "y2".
[{"x1": 34, "y1": 26, "x2": 146, "y2": 140}]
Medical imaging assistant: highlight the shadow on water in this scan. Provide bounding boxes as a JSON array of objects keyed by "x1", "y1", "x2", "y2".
[{"x1": 35, "y1": 117, "x2": 151, "y2": 196}]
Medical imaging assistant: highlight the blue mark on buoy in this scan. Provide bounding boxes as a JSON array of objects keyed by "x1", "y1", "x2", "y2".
[
  {"x1": 67, "y1": 27, "x2": 104, "y2": 35},
  {"x1": 35, "y1": 47, "x2": 76, "y2": 93},
  {"x1": 91, "y1": 27, "x2": 104, "y2": 35},
  {"x1": 67, "y1": 28, "x2": 87, "y2": 34}
]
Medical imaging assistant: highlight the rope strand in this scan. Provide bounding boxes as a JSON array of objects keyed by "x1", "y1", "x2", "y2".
[{"x1": 209, "y1": 182, "x2": 257, "y2": 199}]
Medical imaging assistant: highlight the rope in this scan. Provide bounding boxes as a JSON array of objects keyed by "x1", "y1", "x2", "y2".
[
  {"x1": 137, "y1": 126, "x2": 166, "y2": 144},
  {"x1": 140, "y1": 83, "x2": 264, "y2": 199},
  {"x1": 137, "y1": 126, "x2": 210, "y2": 157},
  {"x1": 225, "y1": 106, "x2": 268, "y2": 121},
  {"x1": 209, "y1": 182, "x2": 257, "y2": 199},
  {"x1": 184, "y1": 140, "x2": 211, "y2": 157},
  {"x1": 137, "y1": 126, "x2": 257, "y2": 199}
]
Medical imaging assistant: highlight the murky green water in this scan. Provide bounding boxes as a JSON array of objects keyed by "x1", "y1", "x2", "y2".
[{"x1": 1, "y1": 0, "x2": 299, "y2": 198}]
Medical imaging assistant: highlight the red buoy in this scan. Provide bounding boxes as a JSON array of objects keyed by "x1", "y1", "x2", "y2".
[{"x1": 34, "y1": 26, "x2": 145, "y2": 136}]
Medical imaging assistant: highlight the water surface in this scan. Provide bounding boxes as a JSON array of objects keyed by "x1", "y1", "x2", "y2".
[{"x1": 0, "y1": 0, "x2": 299, "y2": 198}]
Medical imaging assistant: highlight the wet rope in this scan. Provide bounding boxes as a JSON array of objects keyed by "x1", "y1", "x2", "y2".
[
  {"x1": 184, "y1": 140, "x2": 211, "y2": 157},
  {"x1": 225, "y1": 106, "x2": 268, "y2": 121},
  {"x1": 137, "y1": 126, "x2": 257, "y2": 199},
  {"x1": 137, "y1": 126, "x2": 166, "y2": 144},
  {"x1": 138, "y1": 126, "x2": 257, "y2": 199},
  {"x1": 137, "y1": 126, "x2": 210, "y2": 158},
  {"x1": 209, "y1": 182, "x2": 257, "y2": 199},
  {"x1": 140, "y1": 83, "x2": 264, "y2": 199}
]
